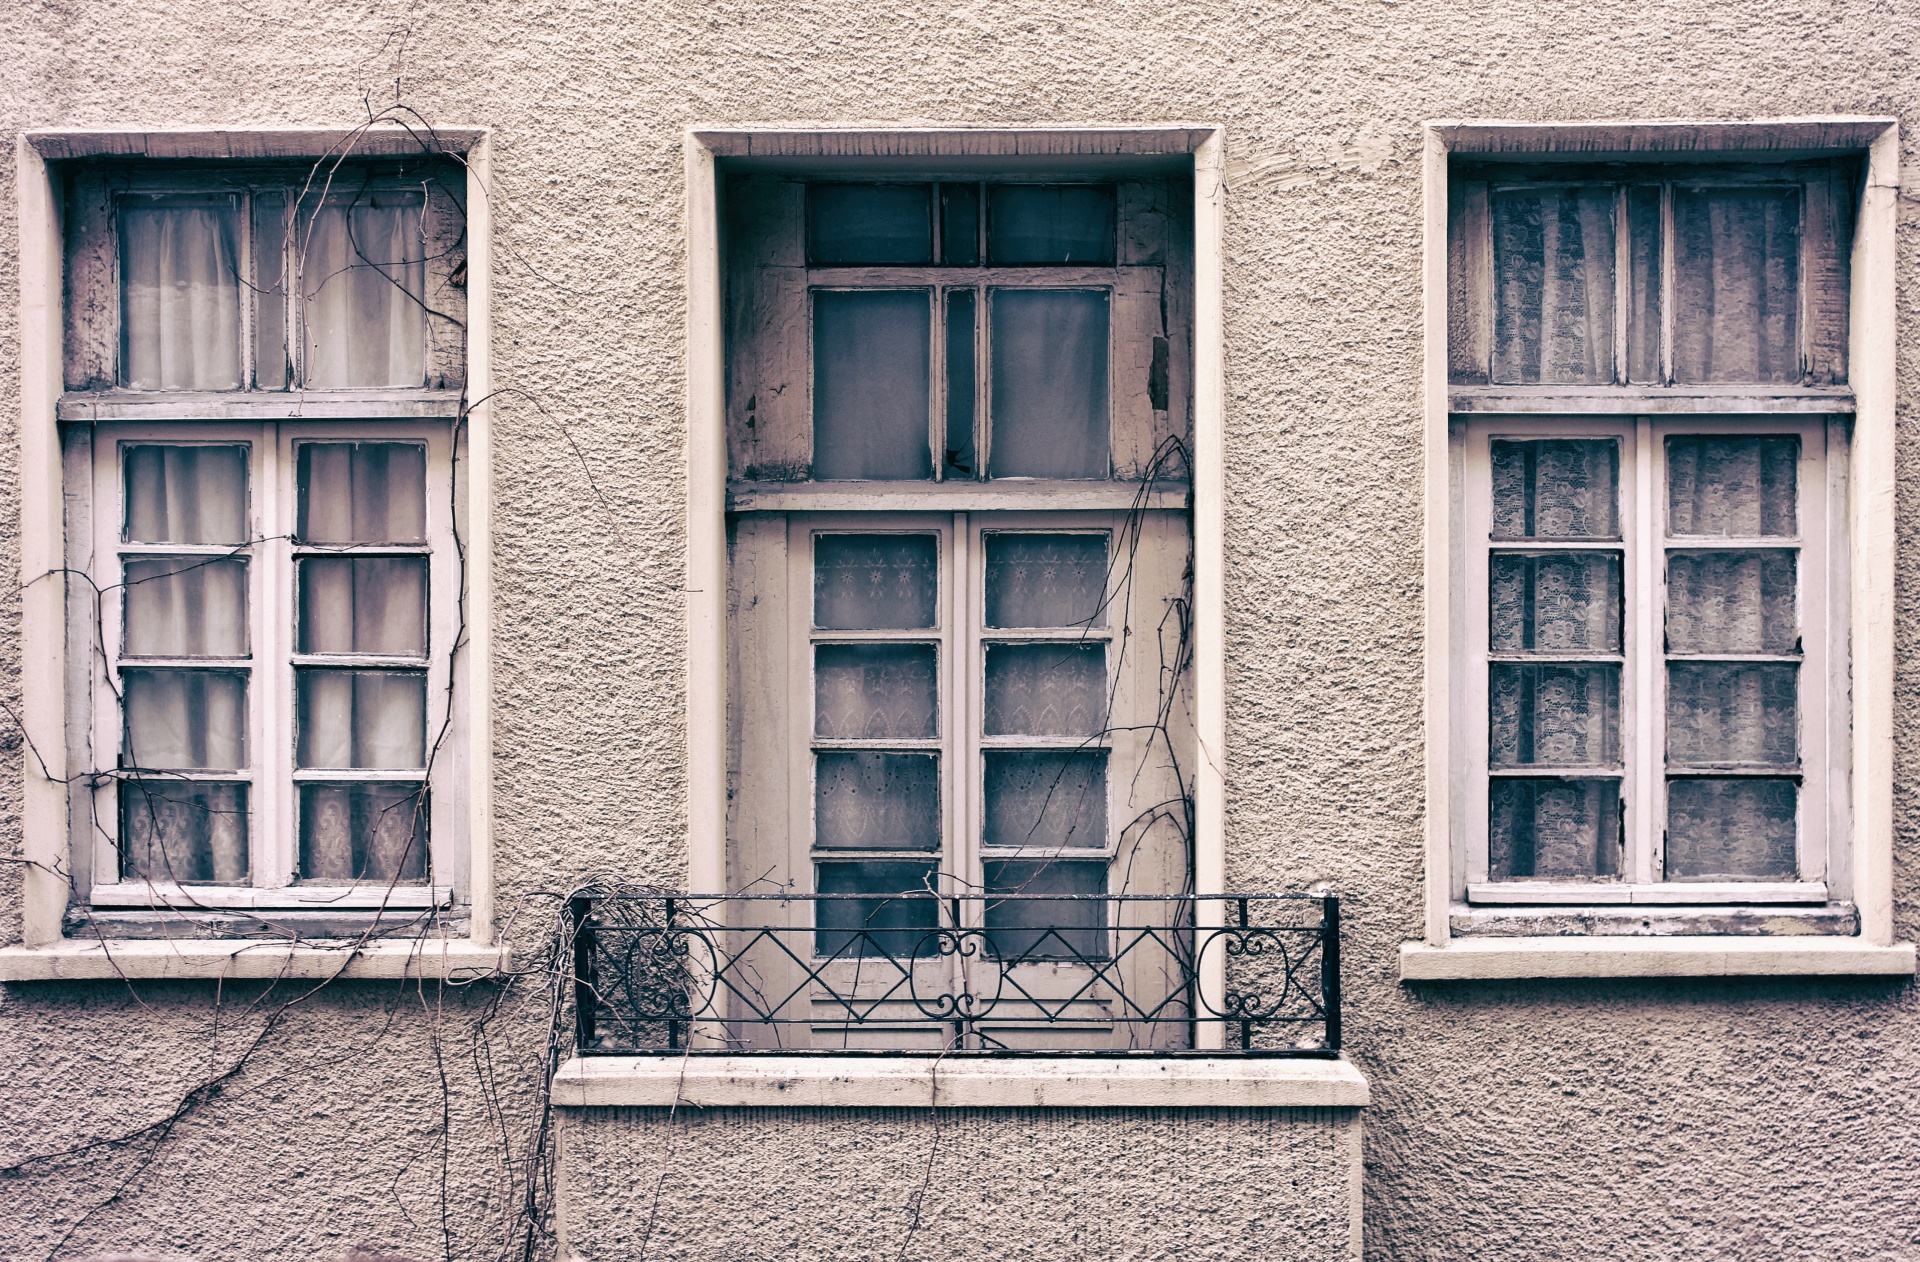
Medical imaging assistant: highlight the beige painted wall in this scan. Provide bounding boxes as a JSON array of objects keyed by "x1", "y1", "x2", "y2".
[{"x1": 2, "y1": 2, "x2": 1919, "y2": 1259}]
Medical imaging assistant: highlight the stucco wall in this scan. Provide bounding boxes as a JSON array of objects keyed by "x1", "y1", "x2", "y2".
[{"x1": 3, "y1": 2, "x2": 1920, "y2": 1260}]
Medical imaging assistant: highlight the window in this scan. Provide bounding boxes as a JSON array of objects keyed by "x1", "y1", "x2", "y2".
[
  {"x1": 1445, "y1": 150, "x2": 1864, "y2": 925},
  {"x1": 58, "y1": 155, "x2": 469, "y2": 914},
  {"x1": 722, "y1": 170, "x2": 1196, "y2": 1046}
]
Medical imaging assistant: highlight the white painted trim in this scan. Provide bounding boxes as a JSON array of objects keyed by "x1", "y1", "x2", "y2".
[
  {"x1": 684, "y1": 133, "x2": 727, "y2": 897},
  {"x1": 464, "y1": 133, "x2": 497, "y2": 945},
  {"x1": 1400, "y1": 936, "x2": 1914, "y2": 980},
  {"x1": 1420, "y1": 129, "x2": 1451, "y2": 947},
  {"x1": 0, "y1": 937, "x2": 508, "y2": 981},
  {"x1": 25, "y1": 126, "x2": 490, "y2": 161},
  {"x1": 550, "y1": 1053, "x2": 1368, "y2": 1109},
  {"x1": 1191, "y1": 129, "x2": 1228, "y2": 1046},
  {"x1": 56, "y1": 390, "x2": 465, "y2": 422}
]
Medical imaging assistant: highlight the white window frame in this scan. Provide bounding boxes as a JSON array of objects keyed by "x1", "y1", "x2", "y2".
[
  {"x1": 7, "y1": 127, "x2": 499, "y2": 978},
  {"x1": 1406, "y1": 118, "x2": 1914, "y2": 979},
  {"x1": 685, "y1": 126, "x2": 1229, "y2": 1038}
]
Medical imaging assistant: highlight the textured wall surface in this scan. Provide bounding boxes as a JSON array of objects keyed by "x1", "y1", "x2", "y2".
[
  {"x1": 3, "y1": 1, "x2": 1920, "y2": 1260},
  {"x1": 560, "y1": 1105, "x2": 1361, "y2": 1261}
]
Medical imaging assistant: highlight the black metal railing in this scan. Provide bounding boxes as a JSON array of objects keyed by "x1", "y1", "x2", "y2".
[{"x1": 568, "y1": 891, "x2": 1340, "y2": 1056}]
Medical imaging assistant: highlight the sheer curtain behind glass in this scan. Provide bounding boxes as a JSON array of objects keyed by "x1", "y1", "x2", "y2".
[
  {"x1": 120, "y1": 197, "x2": 244, "y2": 390},
  {"x1": 301, "y1": 199, "x2": 428, "y2": 389}
]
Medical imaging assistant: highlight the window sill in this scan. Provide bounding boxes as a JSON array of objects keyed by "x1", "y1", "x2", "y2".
[
  {"x1": 1452, "y1": 901, "x2": 1858, "y2": 938},
  {"x1": 1399, "y1": 935, "x2": 1915, "y2": 980},
  {"x1": 1447, "y1": 384, "x2": 1855, "y2": 414},
  {"x1": 0, "y1": 937, "x2": 507, "y2": 981},
  {"x1": 550, "y1": 1054, "x2": 1369, "y2": 1109},
  {"x1": 56, "y1": 388, "x2": 465, "y2": 422}
]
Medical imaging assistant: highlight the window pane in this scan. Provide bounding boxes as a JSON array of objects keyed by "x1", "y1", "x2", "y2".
[
  {"x1": 1672, "y1": 188, "x2": 1801, "y2": 384},
  {"x1": 985, "y1": 533, "x2": 1108, "y2": 629},
  {"x1": 1666, "y1": 551, "x2": 1798, "y2": 654},
  {"x1": 296, "y1": 669, "x2": 427, "y2": 769},
  {"x1": 299, "y1": 782, "x2": 428, "y2": 882},
  {"x1": 254, "y1": 193, "x2": 289, "y2": 390},
  {"x1": 985, "y1": 185, "x2": 1116, "y2": 265},
  {"x1": 813, "y1": 535, "x2": 938, "y2": 630},
  {"x1": 1625, "y1": 186, "x2": 1663, "y2": 383},
  {"x1": 299, "y1": 557, "x2": 429, "y2": 655},
  {"x1": 1488, "y1": 552, "x2": 1621, "y2": 653},
  {"x1": 807, "y1": 184, "x2": 933, "y2": 265},
  {"x1": 814, "y1": 752, "x2": 940, "y2": 851},
  {"x1": 984, "y1": 859, "x2": 1107, "y2": 960},
  {"x1": 122, "y1": 669, "x2": 247, "y2": 771},
  {"x1": 1666, "y1": 662, "x2": 1798, "y2": 768},
  {"x1": 814, "y1": 644, "x2": 938, "y2": 740},
  {"x1": 983, "y1": 750, "x2": 1107, "y2": 849},
  {"x1": 814, "y1": 861, "x2": 939, "y2": 958},
  {"x1": 119, "y1": 196, "x2": 244, "y2": 391},
  {"x1": 1666, "y1": 436, "x2": 1797, "y2": 538},
  {"x1": 1490, "y1": 439, "x2": 1619, "y2": 540},
  {"x1": 1489, "y1": 664, "x2": 1620, "y2": 767},
  {"x1": 983, "y1": 643, "x2": 1105, "y2": 737},
  {"x1": 1665, "y1": 778, "x2": 1796, "y2": 879},
  {"x1": 124, "y1": 558, "x2": 248, "y2": 657},
  {"x1": 300, "y1": 198, "x2": 427, "y2": 388},
  {"x1": 1490, "y1": 187, "x2": 1615, "y2": 385},
  {"x1": 124, "y1": 445, "x2": 249, "y2": 545},
  {"x1": 944, "y1": 290, "x2": 977, "y2": 476},
  {"x1": 120, "y1": 781, "x2": 248, "y2": 885},
  {"x1": 940, "y1": 183, "x2": 980, "y2": 266},
  {"x1": 987, "y1": 289, "x2": 1110, "y2": 479},
  {"x1": 297, "y1": 442, "x2": 428, "y2": 544},
  {"x1": 812, "y1": 290, "x2": 933, "y2": 480},
  {"x1": 1489, "y1": 778, "x2": 1621, "y2": 879}
]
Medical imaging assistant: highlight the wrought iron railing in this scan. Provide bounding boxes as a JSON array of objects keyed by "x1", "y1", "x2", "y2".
[{"x1": 568, "y1": 891, "x2": 1340, "y2": 1056}]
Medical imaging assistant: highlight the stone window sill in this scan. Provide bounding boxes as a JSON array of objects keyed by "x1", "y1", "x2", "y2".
[
  {"x1": 551, "y1": 1054, "x2": 1370, "y2": 1110},
  {"x1": 0, "y1": 937, "x2": 507, "y2": 981},
  {"x1": 1399, "y1": 935, "x2": 1916, "y2": 981}
]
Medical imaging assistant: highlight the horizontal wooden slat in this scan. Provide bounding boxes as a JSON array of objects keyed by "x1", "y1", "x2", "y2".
[
  {"x1": 1467, "y1": 881, "x2": 1828, "y2": 906},
  {"x1": 1450, "y1": 386, "x2": 1855, "y2": 414},
  {"x1": 58, "y1": 389, "x2": 465, "y2": 422},
  {"x1": 1431, "y1": 118, "x2": 1894, "y2": 159},
  {"x1": 27, "y1": 126, "x2": 487, "y2": 161},
  {"x1": 729, "y1": 480, "x2": 1188, "y2": 513}
]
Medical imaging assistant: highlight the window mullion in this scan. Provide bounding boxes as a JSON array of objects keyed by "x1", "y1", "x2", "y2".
[
  {"x1": 258, "y1": 423, "x2": 291, "y2": 889},
  {"x1": 1632, "y1": 415, "x2": 1660, "y2": 885},
  {"x1": 953, "y1": 511, "x2": 979, "y2": 925}
]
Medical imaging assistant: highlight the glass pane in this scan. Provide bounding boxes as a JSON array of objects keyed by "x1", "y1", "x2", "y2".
[
  {"x1": 1666, "y1": 551, "x2": 1798, "y2": 654},
  {"x1": 119, "y1": 196, "x2": 244, "y2": 391},
  {"x1": 122, "y1": 669, "x2": 247, "y2": 771},
  {"x1": 814, "y1": 861, "x2": 939, "y2": 958},
  {"x1": 124, "y1": 445, "x2": 248, "y2": 545},
  {"x1": 812, "y1": 290, "x2": 933, "y2": 480},
  {"x1": 807, "y1": 185, "x2": 933, "y2": 265},
  {"x1": 813, "y1": 535, "x2": 938, "y2": 630},
  {"x1": 1672, "y1": 188, "x2": 1801, "y2": 384},
  {"x1": 983, "y1": 643, "x2": 1105, "y2": 737},
  {"x1": 299, "y1": 782, "x2": 428, "y2": 882},
  {"x1": 296, "y1": 670, "x2": 427, "y2": 769},
  {"x1": 1665, "y1": 778, "x2": 1797, "y2": 880},
  {"x1": 1490, "y1": 187, "x2": 1616, "y2": 385},
  {"x1": 984, "y1": 859, "x2": 1107, "y2": 961},
  {"x1": 1489, "y1": 778, "x2": 1621, "y2": 879},
  {"x1": 983, "y1": 750, "x2": 1107, "y2": 849},
  {"x1": 123, "y1": 558, "x2": 249, "y2": 657},
  {"x1": 1490, "y1": 439, "x2": 1619, "y2": 540},
  {"x1": 298, "y1": 558, "x2": 429, "y2": 655},
  {"x1": 254, "y1": 193, "x2": 289, "y2": 390},
  {"x1": 1488, "y1": 552, "x2": 1621, "y2": 653},
  {"x1": 297, "y1": 442, "x2": 428, "y2": 544},
  {"x1": 300, "y1": 198, "x2": 427, "y2": 389},
  {"x1": 1666, "y1": 436, "x2": 1797, "y2": 538},
  {"x1": 944, "y1": 290, "x2": 977, "y2": 476},
  {"x1": 987, "y1": 289, "x2": 1110, "y2": 479},
  {"x1": 984, "y1": 533, "x2": 1108, "y2": 629},
  {"x1": 940, "y1": 183, "x2": 980, "y2": 266},
  {"x1": 985, "y1": 185, "x2": 1116, "y2": 265},
  {"x1": 120, "y1": 781, "x2": 248, "y2": 885},
  {"x1": 1625, "y1": 185, "x2": 1663, "y2": 383},
  {"x1": 814, "y1": 752, "x2": 940, "y2": 851},
  {"x1": 814, "y1": 644, "x2": 938, "y2": 740},
  {"x1": 1666, "y1": 662, "x2": 1798, "y2": 768},
  {"x1": 1488, "y1": 664, "x2": 1620, "y2": 767}
]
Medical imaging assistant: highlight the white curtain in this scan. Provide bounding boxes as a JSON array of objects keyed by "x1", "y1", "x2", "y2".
[
  {"x1": 120, "y1": 200, "x2": 244, "y2": 390},
  {"x1": 297, "y1": 442, "x2": 427, "y2": 544},
  {"x1": 300, "y1": 783, "x2": 427, "y2": 882},
  {"x1": 301, "y1": 200, "x2": 428, "y2": 388},
  {"x1": 123, "y1": 444, "x2": 249, "y2": 545}
]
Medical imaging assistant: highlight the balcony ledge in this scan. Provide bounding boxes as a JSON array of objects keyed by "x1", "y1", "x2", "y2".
[
  {"x1": 1399, "y1": 935, "x2": 1916, "y2": 981},
  {"x1": 552, "y1": 1053, "x2": 1369, "y2": 1109},
  {"x1": 0, "y1": 937, "x2": 507, "y2": 982}
]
